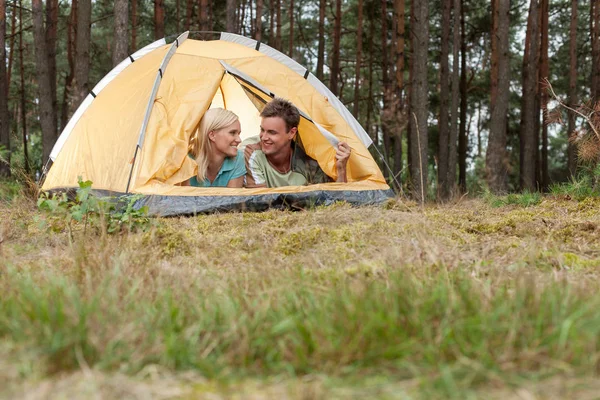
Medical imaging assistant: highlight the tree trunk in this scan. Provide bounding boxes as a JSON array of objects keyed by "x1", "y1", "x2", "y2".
[
  {"x1": 18, "y1": 0, "x2": 28, "y2": 173},
  {"x1": 45, "y1": 0, "x2": 58, "y2": 125},
  {"x1": 199, "y1": 0, "x2": 208, "y2": 31},
  {"x1": 276, "y1": 0, "x2": 281, "y2": 50},
  {"x1": 458, "y1": 0, "x2": 467, "y2": 192},
  {"x1": 268, "y1": 0, "x2": 274, "y2": 45},
  {"x1": 131, "y1": 0, "x2": 137, "y2": 51},
  {"x1": 154, "y1": 0, "x2": 164, "y2": 39},
  {"x1": 409, "y1": 0, "x2": 429, "y2": 202},
  {"x1": 185, "y1": 0, "x2": 193, "y2": 31},
  {"x1": 227, "y1": 0, "x2": 236, "y2": 33},
  {"x1": 366, "y1": 8, "x2": 374, "y2": 141},
  {"x1": 176, "y1": 0, "x2": 180, "y2": 32},
  {"x1": 329, "y1": 0, "x2": 341, "y2": 96},
  {"x1": 240, "y1": 0, "x2": 246, "y2": 35},
  {"x1": 288, "y1": 0, "x2": 294, "y2": 57},
  {"x1": 393, "y1": 0, "x2": 405, "y2": 180},
  {"x1": 6, "y1": 2, "x2": 16, "y2": 93},
  {"x1": 74, "y1": 0, "x2": 91, "y2": 110},
  {"x1": 113, "y1": 0, "x2": 129, "y2": 66},
  {"x1": 519, "y1": 0, "x2": 540, "y2": 191},
  {"x1": 592, "y1": 0, "x2": 600, "y2": 103},
  {"x1": 539, "y1": 0, "x2": 549, "y2": 189},
  {"x1": 0, "y1": 0, "x2": 10, "y2": 176},
  {"x1": 60, "y1": 0, "x2": 77, "y2": 130},
  {"x1": 381, "y1": 0, "x2": 391, "y2": 180},
  {"x1": 32, "y1": 0, "x2": 58, "y2": 164},
  {"x1": 353, "y1": 0, "x2": 363, "y2": 117},
  {"x1": 255, "y1": 0, "x2": 262, "y2": 40},
  {"x1": 567, "y1": 0, "x2": 578, "y2": 177},
  {"x1": 316, "y1": 0, "x2": 325, "y2": 81},
  {"x1": 447, "y1": 0, "x2": 461, "y2": 194},
  {"x1": 437, "y1": 0, "x2": 451, "y2": 199}
]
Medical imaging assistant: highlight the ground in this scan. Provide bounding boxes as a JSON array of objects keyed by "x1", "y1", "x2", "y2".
[{"x1": 2, "y1": 185, "x2": 600, "y2": 399}]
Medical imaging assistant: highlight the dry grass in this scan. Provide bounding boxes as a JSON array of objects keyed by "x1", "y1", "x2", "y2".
[{"x1": 3, "y1": 187, "x2": 600, "y2": 398}]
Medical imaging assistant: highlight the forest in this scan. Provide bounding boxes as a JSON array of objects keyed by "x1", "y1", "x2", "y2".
[
  {"x1": 5, "y1": 2, "x2": 600, "y2": 398},
  {"x1": 0, "y1": 0, "x2": 595, "y2": 200}
]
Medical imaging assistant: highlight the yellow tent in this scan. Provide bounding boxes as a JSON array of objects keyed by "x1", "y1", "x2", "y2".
[{"x1": 42, "y1": 32, "x2": 393, "y2": 214}]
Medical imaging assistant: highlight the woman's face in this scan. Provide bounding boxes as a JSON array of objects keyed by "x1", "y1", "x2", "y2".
[{"x1": 209, "y1": 120, "x2": 241, "y2": 158}]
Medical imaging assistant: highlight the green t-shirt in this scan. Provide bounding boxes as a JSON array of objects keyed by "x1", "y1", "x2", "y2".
[
  {"x1": 243, "y1": 137, "x2": 332, "y2": 188},
  {"x1": 189, "y1": 150, "x2": 246, "y2": 187}
]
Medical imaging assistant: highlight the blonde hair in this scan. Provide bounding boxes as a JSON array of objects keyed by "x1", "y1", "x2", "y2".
[{"x1": 189, "y1": 108, "x2": 239, "y2": 183}]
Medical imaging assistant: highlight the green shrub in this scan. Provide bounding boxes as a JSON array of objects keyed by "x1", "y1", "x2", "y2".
[{"x1": 37, "y1": 178, "x2": 151, "y2": 235}]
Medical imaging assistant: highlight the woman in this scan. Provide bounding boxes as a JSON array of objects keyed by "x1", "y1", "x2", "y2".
[{"x1": 181, "y1": 108, "x2": 245, "y2": 188}]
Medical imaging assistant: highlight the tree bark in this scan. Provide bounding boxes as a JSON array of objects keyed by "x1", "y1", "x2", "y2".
[
  {"x1": 437, "y1": 0, "x2": 451, "y2": 199},
  {"x1": 381, "y1": 0, "x2": 391, "y2": 180},
  {"x1": 154, "y1": 0, "x2": 164, "y2": 39},
  {"x1": 45, "y1": 0, "x2": 57, "y2": 124},
  {"x1": 366, "y1": 7, "x2": 374, "y2": 141},
  {"x1": 487, "y1": 0, "x2": 510, "y2": 193},
  {"x1": 353, "y1": 0, "x2": 363, "y2": 117},
  {"x1": 18, "y1": 0, "x2": 28, "y2": 173},
  {"x1": 255, "y1": 0, "x2": 262, "y2": 40},
  {"x1": 447, "y1": 0, "x2": 461, "y2": 194},
  {"x1": 113, "y1": 0, "x2": 129, "y2": 67},
  {"x1": 409, "y1": 0, "x2": 429, "y2": 202},
  {"x1": 199, "y1": 0, "x2": 209, "y2": 31},
  {"x1": 227, "y1": 0, "x2": 236, "y2": 33},
  {"x1": 519, "y1": 0, "x2": 540, "y2": 191},
  {"x1": 240, "y1": 0, "x2": 246, "y2": 35},
  {"x1": 592, "y1": 0, "x2": 600, "y2": 103},
  {"x1": 393, "y1": 0, "x2": 405, "y2": 180},
  {"x1": 458, "y1": 0, "x2": 467, "y2": 192},
  {"x1": 32, "y1": 0, "x2": 58, "y2": 164},
  {"x1": 268, "y1": 0, "x2": 275, "y2": 45},
  {"x1": 329, "y1": 0, "x2": 341, "y2": 96},
  {"x1": 316, "y1": 0, "x2": 325, "y2": 81},
  {"x1": 131, "y1": 0, "x2": 137, "y2": 51},
  {"x1": 60, "y1": 0, "x2": 77, "y2": 130},
  {"x1": 288, "y1": 0, "x2": 294, "y2": 57},
  {"x1": 74, "y1": 0, "x2": 91, "y2": 110},
  {"x1": 276, "y1": 0, "x2": 281, "y2": 50},
  {"x1": 185, "y1": 0, "x2": 193, "y2": 31},
  {"x1": 6, "y1": 2, "x2": 16, "y2": 91},
  {"x1": 567, "y1": 0, "x2": 578, "y2": 177},
  {"x1": 0, "y1": 0, "x2": 10, "y2": 176},
  {"x1": 539, "y1": 0, "x2": 549, "y2": 190}
]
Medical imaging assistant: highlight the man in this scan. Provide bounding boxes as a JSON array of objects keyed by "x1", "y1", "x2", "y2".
[{"x1": 244, "y1": 98, "x2": 351, "y2": 188}]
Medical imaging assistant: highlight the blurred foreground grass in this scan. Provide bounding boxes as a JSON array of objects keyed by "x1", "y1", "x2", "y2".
[{"x1": 2, "y1": 184, "x2": 600, "y2": 399}]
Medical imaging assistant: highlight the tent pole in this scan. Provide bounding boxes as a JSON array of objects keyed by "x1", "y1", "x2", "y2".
[
  {"x1": 127, "y1": 31, "x2": 190, "y2": 193},
  {"x1": 125, "y1": 145, "x2": 140, "y2": 194}
]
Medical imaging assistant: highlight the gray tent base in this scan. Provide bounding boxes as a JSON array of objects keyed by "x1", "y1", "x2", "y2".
[
  {"x1": 133, "y1": 189, "x2": 395, "y2": 216},
  {"x1": 48, "y1": 188, "x2": 395, "y2": 217}
]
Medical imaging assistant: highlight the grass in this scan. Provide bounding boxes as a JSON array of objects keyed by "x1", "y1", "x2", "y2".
[
  {"x1": 3, "y1": 184, "x2": 600, "y2": 398},
  {"x1": 483, "y1": 190, "x2": 542, "y2": 208}
]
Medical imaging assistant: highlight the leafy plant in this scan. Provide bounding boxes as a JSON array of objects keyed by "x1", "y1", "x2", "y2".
[{"x1": 37, "y1": 178, "x2": 151, "y2": 236}]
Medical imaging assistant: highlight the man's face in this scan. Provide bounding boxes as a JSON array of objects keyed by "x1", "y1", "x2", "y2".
[{"x1": 259, "y1": 116, "x2": 296, "y2": 157}]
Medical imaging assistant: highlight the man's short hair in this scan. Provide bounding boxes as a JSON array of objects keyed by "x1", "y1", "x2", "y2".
[{"x1": 260, "y1": 98, "x2": 300, "y2": 132}]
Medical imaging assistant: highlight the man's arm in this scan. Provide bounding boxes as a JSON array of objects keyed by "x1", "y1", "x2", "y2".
[
  {"x1": 244, "y1": 143, "x2": 268, "y2": 188},
  {"x1": 335, "y1": 142, "x2": 351, "y2": 183}
]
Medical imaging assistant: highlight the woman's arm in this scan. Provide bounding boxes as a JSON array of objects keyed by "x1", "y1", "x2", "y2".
[{"x1": 227, "y1": 176, "x2": 244, "y2": 188}]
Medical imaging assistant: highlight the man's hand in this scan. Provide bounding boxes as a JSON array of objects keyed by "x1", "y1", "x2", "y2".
[{"x1": 335, "y1": 142, "x2": 351, "y2": 183}]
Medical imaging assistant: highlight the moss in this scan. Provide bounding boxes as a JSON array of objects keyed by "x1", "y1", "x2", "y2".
[
  {"x1": 142, "y1": 225, "x2": 193, "y2": 257},
  {"x1": 561, "y1": 252, "x2": 600, "y2": 270},
  {"x1": 277, "y1": 227, "x2": 324, "y2": 255}
]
